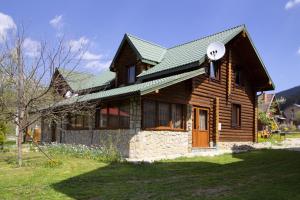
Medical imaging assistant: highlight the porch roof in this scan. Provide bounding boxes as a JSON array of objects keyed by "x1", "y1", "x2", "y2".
[{"x1": 56, "y1": 67, "x2": 205, "y2": 107}]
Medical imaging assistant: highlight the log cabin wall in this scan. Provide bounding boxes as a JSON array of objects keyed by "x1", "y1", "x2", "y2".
[
  {"x1": 114, "y1": 41, "x2": 138, "y2": 87},
  {"x1": 190, "y1": 48, "x2": 256, "y2": 143}
]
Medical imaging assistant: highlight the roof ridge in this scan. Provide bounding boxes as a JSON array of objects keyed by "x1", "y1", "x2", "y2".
[
  {"x1": 125, "y1": 33, "x2": 167, "y2": 49},
  {"x1": 58, "y1": 68, "x2": 94, "y2": 76},
  {"x1": 168, "y1": 24, "x2": 245, "y2": 50}
]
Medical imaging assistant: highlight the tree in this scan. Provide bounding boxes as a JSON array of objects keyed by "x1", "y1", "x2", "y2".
[{"x1": 0, "y1": 25, "x2": 93, "y2": 166}]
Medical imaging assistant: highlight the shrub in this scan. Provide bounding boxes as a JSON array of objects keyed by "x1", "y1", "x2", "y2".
[
  {"x1": 0, "y1": 122, "x2": 9, "y2": 150},
  {"x1": 44, "y1": 143, "x2": 121, "y2": 163}
]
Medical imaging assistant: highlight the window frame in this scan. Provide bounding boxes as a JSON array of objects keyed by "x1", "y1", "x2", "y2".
[
  {"x1": 68, "y1": 113, "x2": 90, "y2": 130},
  {"x1": 95, "y1": 101, "x2": 130, "y2": 130},
  {"x1": 234, "y1": 66, "x2": 244, "y2": 87},
  {"x1": 127, "y1": 65, "x2": 136, "y2": 84},
  {"x1": 231, "y1": 103, "x2": 241, "y2": 128},
  {"x1": 142, "y1": 99, "x2": 186, "y2": 131}
]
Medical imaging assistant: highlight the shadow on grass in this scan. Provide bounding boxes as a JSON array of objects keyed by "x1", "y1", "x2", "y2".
[{"x1": 52, "y1": 149, "x2": 300, "y2": 200}]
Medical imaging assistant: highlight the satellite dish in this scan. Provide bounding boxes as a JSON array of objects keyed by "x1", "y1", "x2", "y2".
[
  {"x1": 65, "y1": 91, "x2": 72, "y2": 98},
  {"x1": 206, "y1": 42, "x2": 226, "y2": 61}
]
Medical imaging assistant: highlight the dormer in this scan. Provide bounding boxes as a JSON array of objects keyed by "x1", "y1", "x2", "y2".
[{"x1": 110, "y1": 34, "x2": 166, "y2": 87}]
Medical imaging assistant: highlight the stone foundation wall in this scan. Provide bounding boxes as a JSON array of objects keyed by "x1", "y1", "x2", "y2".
[{"x1": 129, "y1": 131, "x2": 190, "y2": 160}]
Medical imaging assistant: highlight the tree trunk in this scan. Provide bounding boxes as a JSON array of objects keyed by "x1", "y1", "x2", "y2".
[{"x1": 17, "y1": 123, "x2": 22, "y2": 166}]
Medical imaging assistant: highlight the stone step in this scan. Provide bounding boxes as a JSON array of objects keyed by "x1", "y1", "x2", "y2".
[{"x1": 191, "y1": 147, "x2": 217, "y2": 153}]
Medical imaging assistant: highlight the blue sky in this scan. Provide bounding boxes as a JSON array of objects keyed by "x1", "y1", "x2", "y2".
[{"x1": 1, "y1": 0, "x2": 299, "y2": 92}]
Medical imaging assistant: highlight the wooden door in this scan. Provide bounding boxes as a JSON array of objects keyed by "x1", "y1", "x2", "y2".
[{"x1": 192, "y1": 107, "x2": 209, "y2": 147}]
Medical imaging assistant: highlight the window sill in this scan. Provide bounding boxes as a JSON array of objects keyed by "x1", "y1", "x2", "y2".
[
  {"x1": 231, "y1": 125, "x2": 241, "y2": 129},
  {"x1": 95, "y1": 127, "x2": 130, "y2": 130},
  {"x1": 142, "y1": 128, "x2": 187, "y2": 132}
]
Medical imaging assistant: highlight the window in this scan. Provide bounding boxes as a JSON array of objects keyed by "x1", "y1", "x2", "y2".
[
  {"x1": 199, "y1": 110, "x2": 208, "y2": 130},
  {"x1": 158, "y1": 102, "x2": 170, "y2": 127},
  {"x1": 142, "y1": 100, "x2": 185, "y2": 130},
  {"x1": 209, "y1": 61, "x2": 220, "y2": 80},
  {"x1": 143, "y1": 100, "x2": 156, "y2": 128},
  {"x1": 68, "y1": 113, "x2": 89, "y2": 129},
  {"x1": 127, "y1": 66, "x2": 135, "y2": 84},
  {"x1": 235, "y1": 67, "x2": 242, "y2": 86},
  {"x1": 119, "y1": 103, "x2": 130, "y2": 128},
  {"x1": 172, "y1": 104, "x2": 183, "y2": 129},
  {"x1": 232, "y1": 104, "x2": 241, "y2": 128},
  {"x1": 96, "y1": 102, "x2": 130, "y2": 129}
]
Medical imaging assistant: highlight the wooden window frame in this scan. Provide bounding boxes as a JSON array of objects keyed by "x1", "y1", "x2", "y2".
[
  {"x1": 231, "y1": 103, "x2": 241, "y2": 129},
  {"x1": 142, "y1": 99, "x2": 186, "y2": 131},
  {"x1": 234, "y1": 66, "x2": 244, "y2": 88},
  {"x1": 67, "y1": 113, "x2": 90, "y2": 130},
  {"x1": 95, "y1": 101, "x2": 130, "y2": 130},
  {"x1": 127, "y1": 65, "x2": 136, "y2": 84}
]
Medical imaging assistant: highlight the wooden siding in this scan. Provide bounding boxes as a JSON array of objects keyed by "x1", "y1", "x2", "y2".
[{"x1": 190, "y1": 48, "x2": 256, "y2": 142}]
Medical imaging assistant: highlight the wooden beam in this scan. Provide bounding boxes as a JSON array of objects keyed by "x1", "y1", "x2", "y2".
[
  {"x1": 215, "y1": 97, "x2": 219, "y2": 145},
  {"x1": 227, "y1": 50, "x2": 232, "y2": 101},
  {"x1": 254, "y1": 95, "x2": 258, "y2": 142}
]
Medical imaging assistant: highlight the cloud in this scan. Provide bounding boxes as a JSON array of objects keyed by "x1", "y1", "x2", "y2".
[
  {"x1": 297, "y1": 47, "x2": 300, "y2": 55},
  {"x1": 69, "y1": 36, "x2": 111, "y2": 71},
  {"x1": 85, "y1": 60, "x2": 112, "y2": 71},
  {"x1": 0, "y1": 12, "x2": 16, "y2": 42},
  {"x1": 49, "y1": 15, "x2": 64, "y2": 29},
  {"x1": 23, "y1": 38, "x2": 41, "y2": 57},
  {"x1": 81, "y1": 51, "x2": 102, "y2": 60},
  {"x1": 69, "y1": 37, "x2": 90, "y2": 52},
  {"x1": 285, "y1": 0, "x2": 300, "y2": 10}
]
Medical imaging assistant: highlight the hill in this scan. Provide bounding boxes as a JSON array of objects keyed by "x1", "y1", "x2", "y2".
[{"x1": 277, "y1": 85, "x2": 300, "y2": 110}]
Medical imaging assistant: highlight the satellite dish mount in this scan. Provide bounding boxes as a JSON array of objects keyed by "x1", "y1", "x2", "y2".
[{"x1": 206, "y1": 42, "x2": 226, "y2": 78}]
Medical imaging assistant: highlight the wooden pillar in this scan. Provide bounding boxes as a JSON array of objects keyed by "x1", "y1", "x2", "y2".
[
  {"x1": 215, "y1": 97, "x2": 219, "y2": 145},
  {"x1": 227, "y1": 50, "x2": 232, "y2": 102}
]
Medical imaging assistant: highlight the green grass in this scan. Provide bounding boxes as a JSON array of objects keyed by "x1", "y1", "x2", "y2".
[
  {"x1": 286, "y1": 132, "x2": 300, "y2": 138},
  {"x1": 1, "y1": 149, "x2": 300, "y2": 200}
]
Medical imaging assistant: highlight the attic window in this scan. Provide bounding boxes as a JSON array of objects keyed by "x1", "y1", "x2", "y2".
[
  {"x1": 235, "y1": 67, "x2": 243, "y2": 86},
  {"x1": 127, "y1": 66, "x2": 135, "y2": 84}
]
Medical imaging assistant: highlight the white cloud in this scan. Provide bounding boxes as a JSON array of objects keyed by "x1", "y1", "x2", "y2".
[
  {"x1": 49, "y1": 15, "x2": 64, "y2": 29},
  {"x1": 69, "y1": 37, "x2": 90, "y2": 52},
  {"x1": 81, "y1": 51, "x2": 102, "y2": 60},
  {"x1": 0, "y1": 12, "x2": 16, "y2": 42},
  {"x1": 85, "y1": 60, "x2": 112, "y2": 71},
  {"x1": 285, "y1": 0, "x2": 300, "y2": 10},
  {"x1": 68, "y1": 36, "x2": 110, "y2": 71},
  {"x1": 23, "y1": 38, "x2": 41, "y2": 57}
]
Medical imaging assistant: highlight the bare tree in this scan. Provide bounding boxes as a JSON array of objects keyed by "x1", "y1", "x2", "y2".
[{"x1": 0, "y1": 25, "x2": 94, "y2": 166}]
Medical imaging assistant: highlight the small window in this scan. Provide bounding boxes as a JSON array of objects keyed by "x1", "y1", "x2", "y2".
[
  {"x1": 232, "y1": 104, "x2": 241, "y2": 128},
  {"x1": 235, "y1": 68, "x2": 242, "y2": 86},
  {"x1": 100, "y1": 106, "x2": 108, "y2": 128},
  {"x1": 143, "y1": 100, "x2": 156, "y2": 128},
  {"x1": 209, "y1": 61, "x2": 220, "y2": 80},
  {"x1": 127, "y1": 66, "x2": 135, "y2": 84},
  {"x1": 199, "y1": 110, "x2": 208, "y2": 130}
]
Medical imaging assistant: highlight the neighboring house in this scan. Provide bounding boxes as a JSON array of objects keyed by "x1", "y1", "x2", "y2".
[
  {"x1": 283, "y1": 104, "x2": 300, "y2": 126},
  {"x1": 257, "y1": 93, "x2": 283, "y2": 131},
  {"x1": 41, "y1": 25, "x2": 274, "y2": 160}
]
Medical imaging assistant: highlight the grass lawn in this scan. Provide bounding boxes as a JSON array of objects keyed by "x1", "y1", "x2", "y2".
[{"x1": 1, "y1": 149, "x2": 300, "y2": 200}]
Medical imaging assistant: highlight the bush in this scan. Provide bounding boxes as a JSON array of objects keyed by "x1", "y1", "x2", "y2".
[
  {"x1": 44, "y1": 143, "x2": 121, "y2": 163},
  {"x1": 0, "y1": 122, "x2": 9, "y2": 150}
]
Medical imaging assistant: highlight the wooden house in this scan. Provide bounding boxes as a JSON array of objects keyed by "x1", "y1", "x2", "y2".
[{"x1": 41, "y1": 25, "x2": 274, "y2": 160}]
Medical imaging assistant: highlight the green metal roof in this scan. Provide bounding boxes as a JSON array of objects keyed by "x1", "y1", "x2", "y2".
[
  {"x1": 56, "y1": 68, "x2": 205, "y2": 106},
  {"x1": 126, "y1": 34, "x2": 167, "y2": 63},
  {"x1": 138, "y1": 25, "x2": 245, "y2": 78},
  {"x1": 57, "y1": 69, "x2": 115, "y2": 92}
]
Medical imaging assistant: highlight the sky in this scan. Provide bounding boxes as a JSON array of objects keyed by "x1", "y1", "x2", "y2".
[{"x1": 0, "y1": 0, "x2": 299, "y2": 92}]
